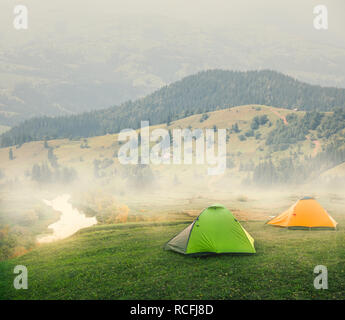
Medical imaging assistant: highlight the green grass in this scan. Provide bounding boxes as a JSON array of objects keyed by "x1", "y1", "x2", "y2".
[{"x1": 1, "y1": 218, "x2": 345, "y2": 300}]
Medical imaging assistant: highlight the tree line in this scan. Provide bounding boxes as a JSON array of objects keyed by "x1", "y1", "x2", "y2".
[{"x1": 1, "y1": 69, "x2": 345, "y2": 147}]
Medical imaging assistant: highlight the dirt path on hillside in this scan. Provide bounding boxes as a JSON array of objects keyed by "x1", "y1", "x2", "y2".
[
  {"x1": 306, "y1": 136, "x2": 321, "y2": 157},
  {"x1": 270, "y1": 108, "x2": 288, "y2": 125},
  {"x1": 312, "y1": 140, "x2": 321, "y2": 157}
]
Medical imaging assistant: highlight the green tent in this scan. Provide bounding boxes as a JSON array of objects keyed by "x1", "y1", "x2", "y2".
[{"x1": 165, "y1": 204, "x2": 256, "y2": 255}]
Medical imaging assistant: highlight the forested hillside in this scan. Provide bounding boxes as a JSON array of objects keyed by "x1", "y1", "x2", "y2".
[
  {"x1": 1, "y1": 70, "x2": 345, "y2": 147},
  {"x1": 252, "y1": 108, "x2": 345, "y2": 185},
  {"x1": 2, "y1": 104, "x2": 345, "y2": 260}
]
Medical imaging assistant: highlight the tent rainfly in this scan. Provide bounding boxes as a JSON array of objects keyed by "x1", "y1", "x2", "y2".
[
  {"x1": 267, "y1": 197, "x2": 337, "y2": 229},
  {"x1": 165, "y1": 204, "x2": 256, "y2": 255}
]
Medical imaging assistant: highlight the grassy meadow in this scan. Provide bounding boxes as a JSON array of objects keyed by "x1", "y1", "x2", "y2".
[
  {"x1": 0, "y1": 104, "x2": 345, "y2": 300},
  {"x1": 0, "y1": 105, "x2": 311, "y2": 184},
  {"x1": 1, "y1": 206, "x2": 345, "y2": 300}
]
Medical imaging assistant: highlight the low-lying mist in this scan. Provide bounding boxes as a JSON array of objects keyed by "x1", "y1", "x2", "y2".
[{"x1": 1, "y1": 159, "x2": 345, "y2": 261}]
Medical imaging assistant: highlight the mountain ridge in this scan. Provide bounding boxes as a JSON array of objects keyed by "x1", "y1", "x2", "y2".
[{"x1": 1, "y1": 69, "x2": 345, "y2": 148}]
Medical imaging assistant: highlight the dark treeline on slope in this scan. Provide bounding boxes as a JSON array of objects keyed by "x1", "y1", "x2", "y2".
[
  {"x1": 266, "y1": 108, "x2": 345, "y2": 147},
  {"x1": 30, "y1": 145, "x2": 78, "y2": 184},
  {"x1": 2, "y1": 69, "x2": 345, "y2": 147},
  {"x1": 252, "y1": 110, "x2": 345, "y2": 186},
  {"x1": 252, "y1": 142, "x2": 345, "y2": 186},
  {"x1": 31, "y1": 162, "x2": 77, "y2": 184}
]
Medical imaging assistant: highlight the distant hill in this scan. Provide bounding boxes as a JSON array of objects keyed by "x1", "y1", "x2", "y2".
[
  {"x1": 1, "y1": 104, "x2": 345, "y2": 263},
  {"x1": 2, "y1": 14, "x2": 345, "y2": 129},
  {"x1": 1, "y1": 105, "x2": 344, "y2": 188},
  {"x1": 1, "y1": 69, "x2": 345, "y2": 148},
  {"x1": 321, "y1": 162, "x2": 345, "y2": 179}
]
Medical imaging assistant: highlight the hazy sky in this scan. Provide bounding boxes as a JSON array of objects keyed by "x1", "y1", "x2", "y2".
[
  {"x1": 0, "y1": 0, "x2": 344, "y2": 47},
  {"x1": 1, "y1": 0, "x2": 345, "y2": 120}
]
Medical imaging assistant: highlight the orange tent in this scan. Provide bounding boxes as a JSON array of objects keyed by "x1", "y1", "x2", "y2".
[{"x1": 267, "y1": 197, "x2": 337, "y2": 229}]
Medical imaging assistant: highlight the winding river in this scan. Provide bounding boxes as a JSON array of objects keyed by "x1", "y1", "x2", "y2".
[{"x1": 38, "y1": 194, "x2": 97, "y2": 243}]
